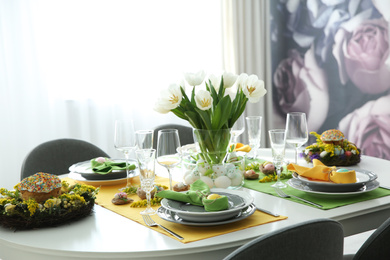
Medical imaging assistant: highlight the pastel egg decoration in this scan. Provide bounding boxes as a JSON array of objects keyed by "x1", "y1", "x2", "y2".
[
  {"x1": 200, "y1": 176, "x2": 214, "y2": 189},
  {"x1": 212, "y1": 164, "x2": 225, "y2": 177},
  {"x1": 196, "y1": 159, "x2": 211, "y2": 175},
  {"x1": 214, "y1": 176, "x2": 232, "y2": 189},
  {"x1": 181, "y1": 153, "x2": 245, "y2": 189},
  {"x1": 230, "y1": 171, "x2": 243, "y2": 186}
]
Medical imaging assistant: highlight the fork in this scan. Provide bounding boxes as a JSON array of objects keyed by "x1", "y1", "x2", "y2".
[
  {"x1": 142, "y1": 215, "x2": 184, "y2": 240},
  {"x1": 274, "y1": 187, "x2": 323, "y2": 208}
]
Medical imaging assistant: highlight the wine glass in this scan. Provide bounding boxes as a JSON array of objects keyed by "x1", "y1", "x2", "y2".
[
  {"x1": 136, "y1": 130, "x2": 154, "y2": 150},
  {"x1": 285, "y1": 112, "x2": 308, "y2": 164},
  {"x1": 231, "y1": 115, "x2": 245, "y2": 143},
  {"x1": 246, "y1": 116, "x2": 262, "y2": 158},
  {"x1": 156, "y1": 129, "x2": 181, "y2": 190},
  {"x1": 135, "y1": 149, "x2": 156, "y2": 215},
  {"x1": 269, "y1": 129, "x2": 287, "y2": 189},
  {"x1": 114, "y1": 119, "x2": 136, "y2": 187}
]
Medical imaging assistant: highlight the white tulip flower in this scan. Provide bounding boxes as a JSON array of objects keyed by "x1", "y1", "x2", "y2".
[
  {"x1": 195, "y1": 90, "x2": 213, "y2": 110},
  {"x1": 241, "y1": 74, "x2": 267, "y2": 103},
  {"x1": 208, "y1": 74, "x2": 221, "y2": 91},
  {"x1": 153, "y1": 83, "x2": 183, "y2": 114},
  {"x1": 222, "y1": 72, "x2": 238, "y2": 89},
  {"x1": 184, "y1": 70, "x2": 206, "y2": 86},
  {"x1": 236, "y1": 73, "x2": 249, "y2": 90},
  {"x1": 209, "y1": 72, "x2": 238, "y2": 91}
]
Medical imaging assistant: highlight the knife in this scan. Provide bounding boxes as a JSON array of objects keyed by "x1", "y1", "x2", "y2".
[
  {"x1": 380, "y1": 185, "x2": 390, "y2": 190},
  {"x1": 256, "y1": 206, "x2": 280, "y2": 217}
]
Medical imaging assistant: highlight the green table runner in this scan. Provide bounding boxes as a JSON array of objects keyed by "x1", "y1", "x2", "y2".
[{"x1": 243, "y1": 159, "x2": 390, "y2": 210}]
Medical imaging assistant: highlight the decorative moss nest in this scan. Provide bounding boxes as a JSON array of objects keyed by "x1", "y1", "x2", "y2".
[
  {"x1": 302, "y1": 130, "x2": 361, "y2": 166},
  {"x1": 0, "y1": 181, "x2": 99, "y2": 230}
]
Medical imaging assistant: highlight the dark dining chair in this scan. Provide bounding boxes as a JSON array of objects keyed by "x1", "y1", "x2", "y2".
[
  {"x1": 223, "y1": 218, "x2": 344, "y2": 260},
  {"x1": 21, "y1": 138, "x2": 109, "y2": 180},
  {"x1": 343, "y1": 216, "x2": 390, "y2": 260},
  {"x1": 153, "y1": 124, "x2": 194, "y2": 149}
]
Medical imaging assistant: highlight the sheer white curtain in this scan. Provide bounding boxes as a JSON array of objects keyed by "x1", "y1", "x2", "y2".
[
  {"x1": 0, "y1": 0, "x2": 223, "y2": 189},
  {"x1": 222, "y1": 0, "x2": 273, "y2": 147}
]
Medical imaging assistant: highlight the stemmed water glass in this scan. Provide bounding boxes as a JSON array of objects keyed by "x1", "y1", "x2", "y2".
[
  {"x1": 269, "y1": 129, "x2": 287, "y2": 189},
  {"x1": 285, "y1": 112, "x2": 308, "y2": 164},
  {"x1": 156, "y1": 129, "x2": 181, "y2": 190},
  {"x1": 136, "y1": 130, "x2": 154, "y2": 150},
  {"x1": 135, "y1": 149, "x2": 156, "y2": 215},
  {"x1": 231, "y1": 115, "x2": 245, "y2": 143},
  {"x1": 246, "y1": 116, "x2": 262, "y2": 158},
  {"x1": 114, "y1": 119, "x2": 136, "y2": 187}
]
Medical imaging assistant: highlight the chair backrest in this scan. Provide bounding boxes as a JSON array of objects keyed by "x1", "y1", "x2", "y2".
[
  {"x1": 153, "y1": 124, "x2": 194, "y2": 149},
  {"x1": 352, "y1": 217, "x2": 390, "y2": 260},
  {"x1": 21, "y1": 138, "x2": 109, "y2": 180},
  {"x1": 223, "y1": 218, "x2": 344, "y2": 260}
]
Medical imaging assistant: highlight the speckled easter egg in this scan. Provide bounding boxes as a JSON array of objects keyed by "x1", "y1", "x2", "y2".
[
  {"x1": 212, "y1": 164, "x2": 225, "y2": 177},
  {"x1": 196, "y1": 159, "x2": 211, "y2": 175}
]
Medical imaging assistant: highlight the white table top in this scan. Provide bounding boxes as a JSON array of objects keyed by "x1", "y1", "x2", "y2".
[{"x1": 1, "y1": 149, "x2": 390, "y2": 260}]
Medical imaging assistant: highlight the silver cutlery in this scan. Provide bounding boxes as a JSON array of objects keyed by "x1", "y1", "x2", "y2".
[
  {"x1": 142, "y1": 214, "x2": 184, "y2": 240},
  {"x1": 380, "y1": 185, "x2": 390, "y2": 190},
  {"x1": 256, "y1": 206, "x2": 280, "y2": 217},
  {"x1": 274, "y1": 187, "x2": 323, "y2": 208}
]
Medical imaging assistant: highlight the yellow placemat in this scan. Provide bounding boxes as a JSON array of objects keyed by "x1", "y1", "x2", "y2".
[{"x1": 64, "y1": 176, "x2": 287, "y2": 243}]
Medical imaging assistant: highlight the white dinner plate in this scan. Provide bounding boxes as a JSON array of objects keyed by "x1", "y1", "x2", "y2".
[
  {"x1": 294, "y1": 168, "x2": 377, "y2": 192},
  {"x1": 160, "y1": 188, "x2": 253, "y2": 223},
  {"x1": 68, "y1": 172, "x2": 133, "y2": 186},
  {"x1": 287, "y1": 178, "x2": 380, "y2": 199},
  {"x1": 69, "y1": 159, "x2": 137, "y2": 180},
  {"x1": 157, "y1": 203, "x2": 256, "y2": 226}
]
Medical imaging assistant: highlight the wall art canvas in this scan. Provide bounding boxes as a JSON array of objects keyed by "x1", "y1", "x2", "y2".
[{"x1": 270, "y1": 0, "x2": 390, "y2": 160}]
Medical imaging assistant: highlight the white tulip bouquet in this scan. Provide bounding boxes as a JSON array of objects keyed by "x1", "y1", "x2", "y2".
[{"x1": 154, "y1": 70, "x2": 267, "y2": 165}]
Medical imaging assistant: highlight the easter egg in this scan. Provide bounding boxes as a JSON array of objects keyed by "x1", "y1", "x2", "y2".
[
  {"x1": 212, "y1": 165, "x2": 225, "y2": 177},
  {"x1": 230, "y1": 172, "x2": 243, "y2": 186},
  {"x1": 200, "y1": 176, "x2": 214, "y2": 189},
  {"x1": 207, "y1": 194, "x2": 221, "y2": 200},
  {"x1": 214, "y1": 176, "x2": 231, "y2": 189}
]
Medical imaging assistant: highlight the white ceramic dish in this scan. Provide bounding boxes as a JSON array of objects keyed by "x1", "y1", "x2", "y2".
[
  {"x1": 294, "y1": 168, "x2": 377, "y2": 192},
  {"x1": 157, "y1": 203, "x2": 256, "y2": 226},
  {"x1": 160, "y1": 188, "x2": 253, "y2": 223},
  {"x1": 287, "y1": 178, "x2": 380, "y2": 199},
  {"x1": 68, "y1": 172, "x2": 131, "y2": 186},
  {"x1": 69, "y1": 159, "x2": 137, "y2": 180}
]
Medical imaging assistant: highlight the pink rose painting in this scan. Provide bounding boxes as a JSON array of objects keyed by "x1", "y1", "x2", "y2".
[
  {"x1": 333, "y1": 18, "x2": 390, "y2": 94},
  {"x1": 271, "y1": 0, "x2": 390, "y2": 160},
  {"x1": 273, "y1": 48, "x2": 328, "y2": 132},
  {"x1": 339, "y1": 95, "x2": 390, "y2": 159}
]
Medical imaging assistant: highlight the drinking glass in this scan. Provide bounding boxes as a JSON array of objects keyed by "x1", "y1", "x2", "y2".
[
  {"x1": 245, "y1": 116, "x2": 262, "y2": 158},
  {"x1": 269, "y1": 129, "x2": 287, "y2": 189},
  {"x1": 231, "y1": 115, "x2": 245, "y2": 143},
  {"x1": 285, "y1": 112, "x2": 308, "y2": 164},
  {"x1": 114, "y1": 119, "x2": 136, "y2": 187},
  {"x1": 156, "y1": 129, "x2": 181, "y2": 190},
  {"x1": 135, "y1": 149, "x2": 156, "y2": 215},
  {"x1": 136, "y1": 130, "x2": 154, "y2": 150}
]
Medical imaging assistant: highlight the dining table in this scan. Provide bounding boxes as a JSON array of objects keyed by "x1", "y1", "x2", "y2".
[{"x1": 1, "y1": 148, "x2": 390, "y2": 260}]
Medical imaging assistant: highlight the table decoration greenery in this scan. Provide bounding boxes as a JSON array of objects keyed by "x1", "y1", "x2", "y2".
[{"x1": 0, "y1": 181, "x2": 98, "y2": 230}]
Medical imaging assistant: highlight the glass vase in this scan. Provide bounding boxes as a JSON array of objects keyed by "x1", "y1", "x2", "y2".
[{"x1": 193, "y1": 128, "x2": 231, "y2": 165}]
